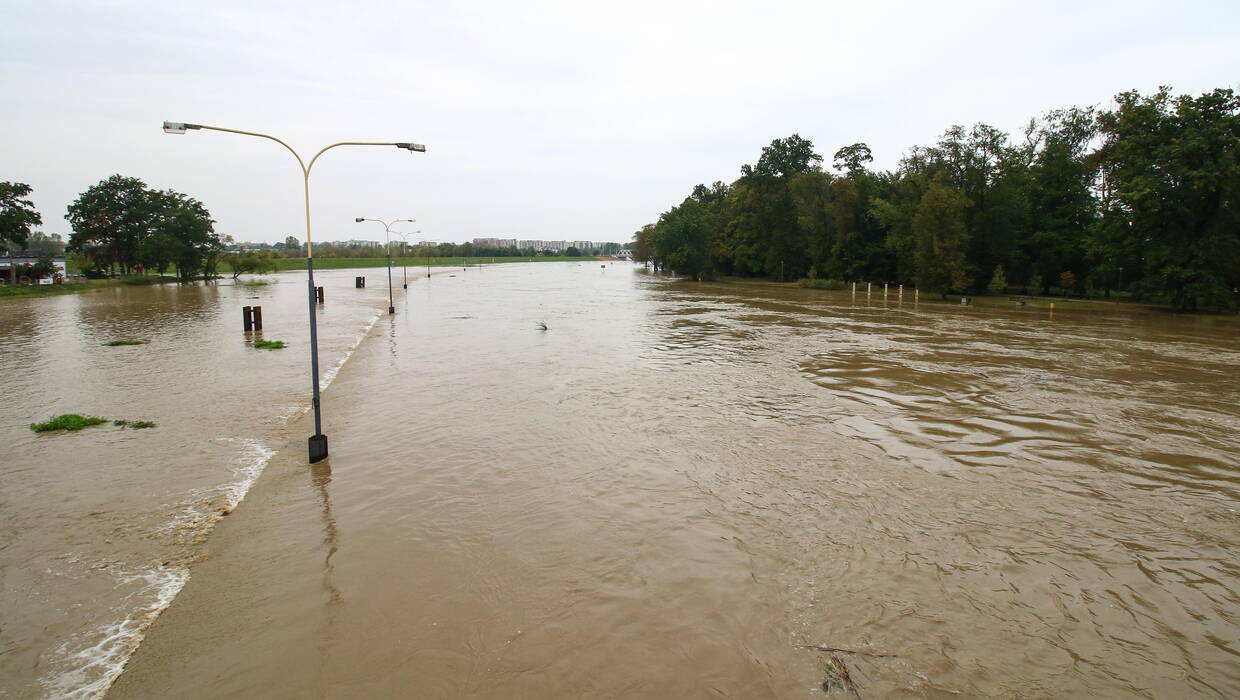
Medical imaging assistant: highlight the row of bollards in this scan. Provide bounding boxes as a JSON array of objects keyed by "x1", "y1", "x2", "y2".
[
  {"x1": 850, "y1": 281, "x2": 920, "y2": 304},
  {"x1": 242, "y1": 305, "x2": 263, "y2": 331}
]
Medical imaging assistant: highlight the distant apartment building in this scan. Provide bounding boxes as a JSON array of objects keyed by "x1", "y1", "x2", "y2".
[{"x1": 470, "y1": 238, "x2": 616, "y2": 251}]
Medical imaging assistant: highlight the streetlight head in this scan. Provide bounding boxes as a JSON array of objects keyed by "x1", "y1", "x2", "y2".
[
  {"x1": 355, "y1": 217, "x2": 365, "y2": 223},
  {"x1": 396, "y1": 143, "x2": 427, "y2": 152},
  {"x1": 162, "y1": 121, "x2": 200, "y2": 134}
]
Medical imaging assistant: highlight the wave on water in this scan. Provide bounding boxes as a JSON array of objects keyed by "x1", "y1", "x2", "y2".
[
  {"x1": 40, "y1": 566, "x2": 189, "y2": 700},
  {"x1": 320, "y1": 309, "x2": 383, "y2": 391}
]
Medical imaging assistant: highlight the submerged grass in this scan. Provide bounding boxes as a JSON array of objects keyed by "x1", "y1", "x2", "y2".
[
  {"x1": 253, "y1": 339, "x2": 286, "y2": 350},
  {"x1": 31, "y1": 414, "x2": 109, "y2": 433},
  {"x1": 103, "y1": 339, "x2": 149, "y2": 346},
  {"x1": 242, "y1": 281, "x2": 269, "y2": 287},
  {"x1": 113, "y1": 419, "x2": 156, "y2": 429}
]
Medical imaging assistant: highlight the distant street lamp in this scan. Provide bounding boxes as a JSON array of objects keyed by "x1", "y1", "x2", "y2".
[
  {"x1": 163, "y1": 121, "x2": 425, "y2": 463},
  {"x1": 394, "y1": 230, "x2": 421, "y2": 288},
  {"x1": 355, "y1": 218, "x2": 415, "y2": 314}
]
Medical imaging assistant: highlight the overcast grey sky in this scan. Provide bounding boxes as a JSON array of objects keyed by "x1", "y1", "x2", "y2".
[{"x1": 3, "y1": 0, "x2": 1237, "y2": 244}]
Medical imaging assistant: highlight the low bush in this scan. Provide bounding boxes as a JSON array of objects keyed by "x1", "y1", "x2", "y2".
[{"x1": 798, "y1": 278, "x2": 846, "y2": 290}]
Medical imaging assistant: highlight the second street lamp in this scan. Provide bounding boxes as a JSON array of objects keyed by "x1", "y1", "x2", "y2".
[
  {"x1": 394, "y1": 230, "x2": 421, "y2": 288},
  {"x1": 163, "y1": 121, "x2": 425, "y2": 463},
  {"x1": 355, "y1": 217, "x2": 414, "y2": 314}
]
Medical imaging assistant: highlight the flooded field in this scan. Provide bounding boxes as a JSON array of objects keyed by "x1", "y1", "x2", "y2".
[{"x1": 5, "y1": 262, "x2": 1239, "y2": 698}]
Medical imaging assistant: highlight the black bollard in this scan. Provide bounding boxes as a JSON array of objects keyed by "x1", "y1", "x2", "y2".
[
  {"x1": 252, "y1": 306, "x2": 263, "y2": 331},
  {"x1": 316, "y1": 286, "x2": 324, "y2": 303},
  {"x1": 243, "y1": 306, "x2": 253, "y2": 331}
]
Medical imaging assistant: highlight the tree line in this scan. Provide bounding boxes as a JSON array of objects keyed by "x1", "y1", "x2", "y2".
[
  {"x1": 633, "y1": 86, "x2": 1239, "y2": 311},
  {"x1": 63, "y1": 175, "x2": 223, "y2": 281}
]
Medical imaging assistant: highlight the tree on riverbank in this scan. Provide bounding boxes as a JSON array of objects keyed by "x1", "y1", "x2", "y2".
[
  {"x1": 1, "y1": 181, "x2": 43, "y2": 251},
  {"x1": 634, "y1": 86, "x2": 1240, "y2": 311},
  {"x1": 65, "y1": 175, "x2": 223, "y2": 280}
]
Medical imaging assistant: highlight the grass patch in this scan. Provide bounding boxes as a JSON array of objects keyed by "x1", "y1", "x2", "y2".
[
  {"x1": 253, "y1": 339, "x2": 287, "y2": 350},
  {"x1": 242, "y1": 281, "x2": 269, "y2": 287},
  {"x1": 113, "y1": 419, "x2": 156, "y2": 429},
  {"x1": 103, "y1": 339, "x2": 149, "y2": 346},
  {"x1": 31, "y1": 414, "x2": 109, "y2": 433},
  {"x1": 0, "y1": 280, "x2": 114, "y2": 300}
]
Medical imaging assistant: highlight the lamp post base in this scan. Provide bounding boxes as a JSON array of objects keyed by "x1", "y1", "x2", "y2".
[
  {"x1": 309, "y1": 434, "x2": 329, "y2": 463},
  {"x1": 388, "y1": 306, "x2": 395, "y2": 314}
]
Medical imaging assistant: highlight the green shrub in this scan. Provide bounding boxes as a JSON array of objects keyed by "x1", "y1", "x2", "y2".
[
  {"x1": 253, "y1": 339, "x2": 286, "y2": 350},
  {"x1": 31, "y1": 414, "x2": 109, "y2": 433},
  {"x1": 797, "y1": 278, "x2": 846, "y2": 290}
]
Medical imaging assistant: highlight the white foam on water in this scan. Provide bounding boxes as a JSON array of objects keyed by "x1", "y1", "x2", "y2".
[
  {"x1": 217, "y1": 437, "x2": 278, "y2": 509},
  {"x1": 40, "y1": 565, "x2": 189, "y2": 700},
  {"x1": 320, "y1": 309, "x2": 383, "y2": 391}
]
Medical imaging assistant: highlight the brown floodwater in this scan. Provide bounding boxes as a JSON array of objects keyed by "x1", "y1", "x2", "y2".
[
  {"x1": 8, "y1": 263, "x2": 1240, "y2": 698},
  {"x1": 0, "y1": 270, "x2": 391, "y2": 698}
]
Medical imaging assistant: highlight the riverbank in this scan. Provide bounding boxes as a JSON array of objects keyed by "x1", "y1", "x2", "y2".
[
  {"x1": 0, "y1": 279, "x2": 113, "y2": 300},
  {"x1": 701, "y1": 274, "x2": 1237, "y2": 318}
]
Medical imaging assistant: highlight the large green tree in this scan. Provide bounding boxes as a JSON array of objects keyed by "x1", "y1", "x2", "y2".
[
  {"x1": 1094, "y1": 87, "x2": 1240, "y2": 310},
  {"x1": 66, "y1": 175, "x2": 220, "y2": 280},
  {"x1": 913, "y1": 178, "x2": 971, "y2": 297},
  {"x1": 1, "y1": 181, "x2": 43, "y2": 250},
  {"x1": 65, "y1": 175, "x2": 153, "y2": 274}
]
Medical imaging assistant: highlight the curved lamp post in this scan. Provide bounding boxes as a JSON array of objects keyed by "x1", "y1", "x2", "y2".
[
  {"x1": 394, "y1": 230, "x2": 421, "y2": 289},
  {"x1": 163, "y1": 121, "x2": 425, "y2": 463},
  {"x1": 355, "y1": 218, "x2": 414, "y2": 314}
]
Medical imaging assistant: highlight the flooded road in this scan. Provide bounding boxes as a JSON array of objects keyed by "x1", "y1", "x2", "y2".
[
  {"x1": 0, "y1": 271, "x2": 390, "y2": 698},
  {"x1": 8, "y1": 262, "x2": 1240, "y2": 697}
]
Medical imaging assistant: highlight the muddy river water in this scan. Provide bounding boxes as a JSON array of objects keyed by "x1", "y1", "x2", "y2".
[{"x1": 3, "y1": 262, "x2": 1238, "y2": 698}]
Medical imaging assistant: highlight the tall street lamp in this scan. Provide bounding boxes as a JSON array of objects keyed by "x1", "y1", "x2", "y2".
[
  {"x1": 163, "y1": 121, "x2": 425, "y2": 463},
  {"x1": 355, "y1": 218, "x2": 414, "y2": 314},
  {"x1": 394, "y1": 230, "x2": 421, "y2": 289}
]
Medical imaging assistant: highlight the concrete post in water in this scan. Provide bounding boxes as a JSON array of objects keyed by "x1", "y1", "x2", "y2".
[
  {"x1": 915, "y1": 288, "x2": 919, "y2": 303},
  {"x1": 884, "y1": 283, "x2": 888, "y2": 301},
  {"x1": 242, "y1": 306, "x2": 253, "y2": 332},
  {"x1": 867, "y1": 282, "x2": 872, "y2": 298},
  {"x1": 852, "y1": 282, "x2": 856, "y2": 298},
  {"x1": 899, "y1": 284, "x2": 903, "y2": 301}
]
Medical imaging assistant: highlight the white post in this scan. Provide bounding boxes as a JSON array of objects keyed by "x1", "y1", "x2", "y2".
[
  {"x1": 884, "y1": 283, "x2": 888, "y2": 301},
  {"x1": 899, "y1": 284, "x2": 904, "y2": 301}
]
